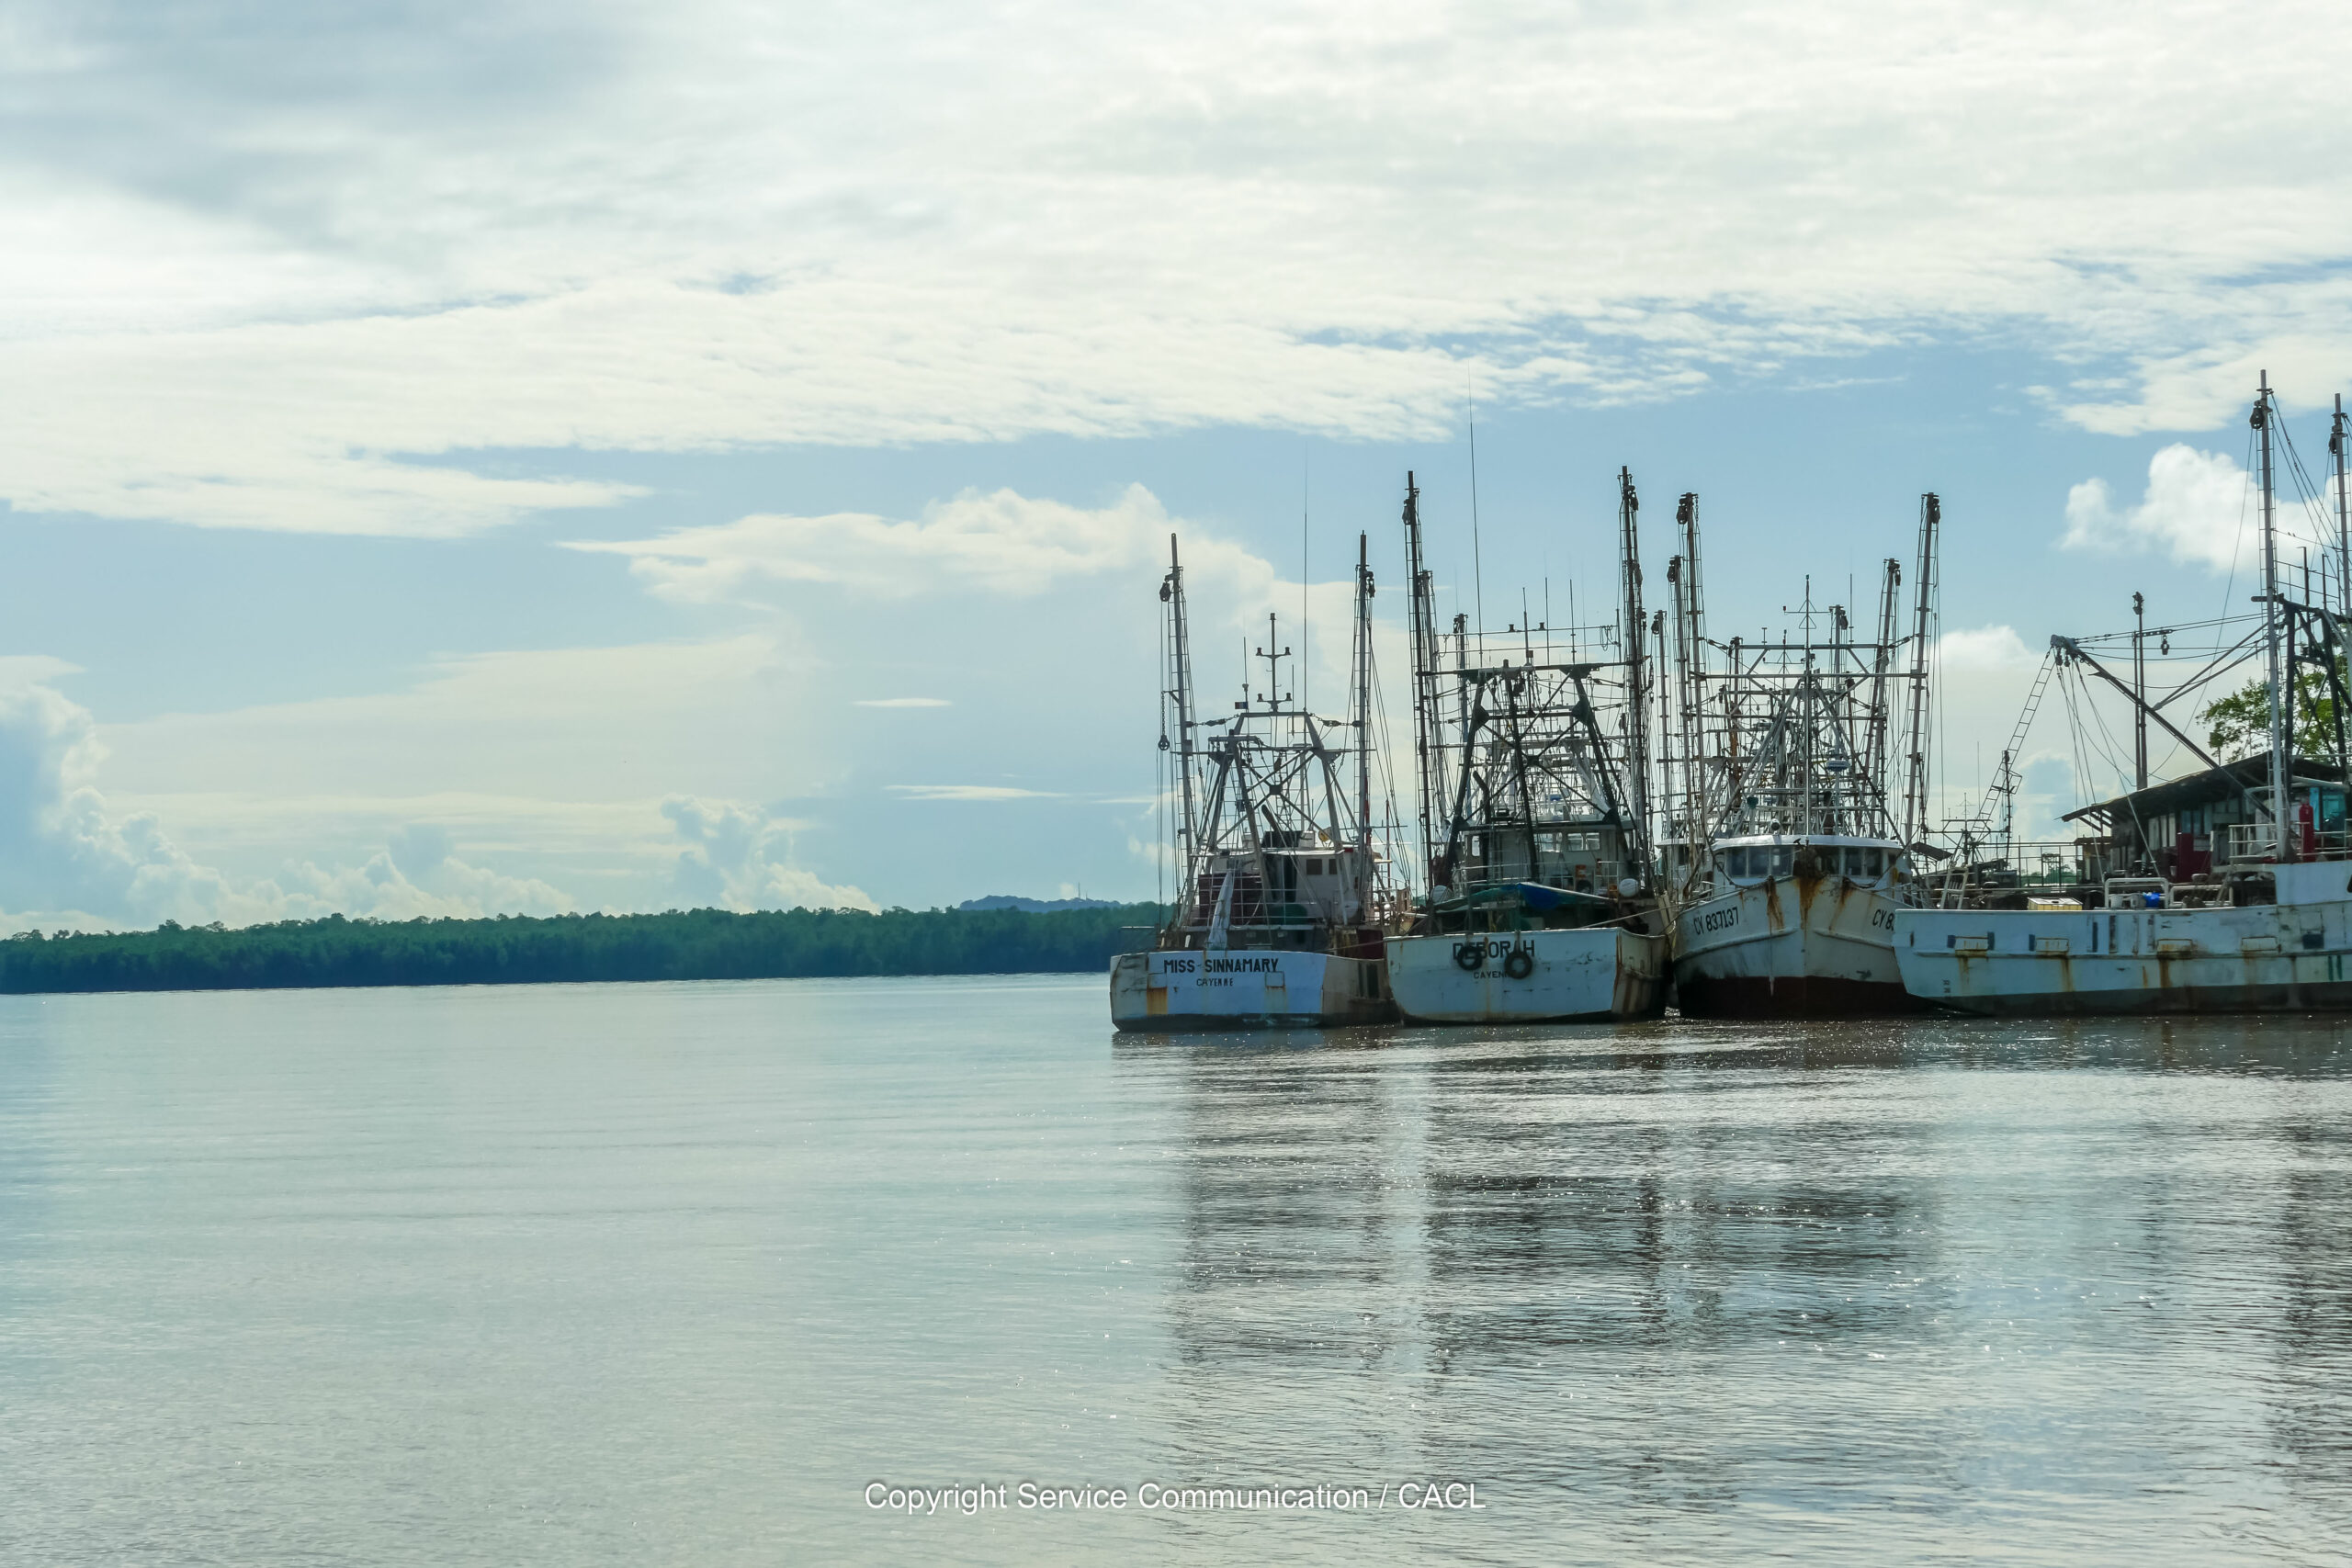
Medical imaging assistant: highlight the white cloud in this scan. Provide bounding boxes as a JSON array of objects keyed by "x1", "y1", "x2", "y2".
[
  {"x1": 0, "y1": 671, "x2": 224, "y2": 923},
  {"x1": 573, "y1": 479, "x2": 1389, "y2": 720},
  {"x1": 4, "y1": 3, "x2": 2351, "y2": 532},
  {"x1": 102, "y1": 633, "x2": 819, "y2": 803},
  {"x1": 887, "y1": 784, "x2": 1061, "y2": 801},
  {"x1": 88, "y1": 632, "x2": 879, "y2": 912},
  {"x1": 259, "y1": 847, "x2": 575, "y2": 923},
  {"x1": 660, "y1": 795, "x2": 876, "y2": 911},
  {"x1": 0, "y1": 666, "x2": 582, "y2": 929},
  {"x1": 2060, "y1": 444, "x2": 2253, "y2": 572},
  {"x1": 1938, "y1": 624, "x2": 2040, "y2": 672},
  {"x1": 574, "y1": 485, "x2": 1171, "y2": 602}
]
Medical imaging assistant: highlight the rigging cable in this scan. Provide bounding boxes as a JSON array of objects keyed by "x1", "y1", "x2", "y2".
[{"x1": 2220, "y1": 423, "x2": 2256, "y2": 624}]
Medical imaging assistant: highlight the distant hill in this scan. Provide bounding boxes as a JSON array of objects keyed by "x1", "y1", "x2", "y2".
[{"x1": 956, "y1": 895, "x2": 1121, "y2": 913}]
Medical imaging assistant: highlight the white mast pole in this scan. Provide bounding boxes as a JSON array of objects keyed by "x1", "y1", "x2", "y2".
[
  {"x1": 1618, "y1": 469, "x2": 1650, "y2": 880},
  {"x1": 2334, "y1": 393, "x2": 2350, "y2": 616},
  {"x1": 1900, "y1": 495, "x2": 1939, "y2": 850},
  {"x1": 2257, "y1": 374, "x2": 2289, "y2": 861},
  {"x1": 1354, "y1": 531, "x2": 1374, "y2": 877},
  {"x1": 1164, "y1": 536, "x2": 1200, "y2": 880}
]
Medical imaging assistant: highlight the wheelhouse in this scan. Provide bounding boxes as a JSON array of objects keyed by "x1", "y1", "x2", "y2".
[{"x1": 1710, "y1": 834, "x2": 1905, "y2": 889}]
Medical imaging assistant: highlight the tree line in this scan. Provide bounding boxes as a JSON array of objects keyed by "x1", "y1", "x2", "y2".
[{"x1": 0, "y1": 904, "x2": 1167, "y2": 995}]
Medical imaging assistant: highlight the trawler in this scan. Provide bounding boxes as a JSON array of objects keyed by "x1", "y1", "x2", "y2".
[
  {"x1": 1385, "y1": 471, "x2": 1668, "y2": 1023},
  {"x1": 1897, "y1": 375, "x2": 2352, "y2": 1013},
  {"x1": 1109, "y1": 535, "x2": 1401, "y2": 1030},
  {"x1": 1667, "y1": 494, "x2": 1941, "y2": 1016}
]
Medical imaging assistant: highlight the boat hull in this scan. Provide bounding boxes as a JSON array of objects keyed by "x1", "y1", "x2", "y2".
[
  {"x1": 1109, "y1": 948, "x2": 1396, "y2": 1031},
  {"x1": 1895, "y1": 892, "x2": 2352, "y2": 1015},
  {"x1": 1388, "y1": 926, "x2": 1668, "y2": 1024},
  {"x1": 1672, "y1": 875, "x2": 1924, "y2": 1018}
]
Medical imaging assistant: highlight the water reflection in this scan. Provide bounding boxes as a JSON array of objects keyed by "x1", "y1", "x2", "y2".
[{"x1": 1117, "y1": 1013, "x2": 2352, "y2": 1553}]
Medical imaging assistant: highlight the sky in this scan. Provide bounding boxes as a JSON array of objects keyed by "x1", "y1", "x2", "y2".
[{"x1": 2, "y1": 0, "x2": 2350, "y2": 927}]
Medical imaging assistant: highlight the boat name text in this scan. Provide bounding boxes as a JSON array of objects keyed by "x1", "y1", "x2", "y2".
[{"x1": 1157, "y1": 955, "x2": 1286, "y2": 976}]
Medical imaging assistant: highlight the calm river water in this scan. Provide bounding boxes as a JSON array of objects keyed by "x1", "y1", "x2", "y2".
[{"x1": 3, "y1": 976, "x2": 2349, "y2": 1564}]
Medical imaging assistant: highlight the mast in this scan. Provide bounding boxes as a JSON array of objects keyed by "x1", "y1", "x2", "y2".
[
  {"x1": 1654, "y1": 606, "x2": 1672, "y2": 874},
  {"x1": 1900, "y1": 494, "x2": 1939, "y2": 849},
  {"x1": 2256, "y1": 374, "x2": 2289, "y2": 860},
  {"x1": 1352, "y1": 531, "x2": 1374, "y2": 872},
  {"x1": 1452, "y1": 611, "x2": 1470, "y2": 838},
  {"x1": 1863, "y1": 556, "x2": 1901, "y2": 828},
  {"x1": 1618, "y1": 468, "x2": 1650, "y2": 876},
  {"x1": 2335, "y1": 394, "x2": 2350, "y2": 617},
  {"x1": 2331, "y1": 396, "x2": 2352, "y2": 783},
  {"x1": 1402, "y1": 474, "x2": 1444, "y2": 884},
  {"x1": 1672, "y1": 493, "x2": 1707, "y2": 874},
  {"x1": 1161, "y1": 536, "x2": 1200, "y2": 882},
  {"x1": 1806, "y1": 581, "x2": 1825, "y2": 831},
  {"x1": 2132, "y1": 591, "x2": 2148, "y2": 791}
]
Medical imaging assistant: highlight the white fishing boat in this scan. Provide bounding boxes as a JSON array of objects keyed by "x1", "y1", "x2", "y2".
[
  {"x1": 1384, "y1": 470, "x2": 1668, "y2": 1024},
  {"x1": 1663, "y1": 496, "x2": 1944, "y2": 1017},
  {"x1": 1387, "y1": 889, "x2": 1667, "y2": 1023},
  {"x1": 1671, "y1": 834, "x2": 1921, "y2": 1016},
  {"x1": 1111, "y1": 941, "x2": 1395, "y2": 1029},
  {"x1": 1894, "y1": 859, "x2": 2352, "y2": 1014},
  {"x1": 1111, "y1": 534, "x2": 1400, "y2": 1031},
  {"x1": 1897, "y1": 375, "x2": 2352, "y2": 1016}
]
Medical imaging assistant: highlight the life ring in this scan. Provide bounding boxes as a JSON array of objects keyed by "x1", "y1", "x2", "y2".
[
  {"x1": 1453, "y1": 942, "x2": 1484, "y2": 972},
  {"x1": 1503, "y1": 948, "x2": 1535, "y2": 980}
]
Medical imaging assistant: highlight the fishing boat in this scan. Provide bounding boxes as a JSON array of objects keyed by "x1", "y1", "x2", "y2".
[
  {"x1": 1110, "y1": 535, "x2": 1401, "y2": 1030},
  {"x1": 1385, "y1": 471, "x2": 1668, "y2": 1023},
  {"x1": 1667, "y1": 494, "x2": 1941, "y2": 1016},
  {"x1": 1896, "y1": 375, "x2": 2352, "y2": 1014},
  {"x1": 1672, "y1": 834, "x2": 1921, "y2": 1015}
]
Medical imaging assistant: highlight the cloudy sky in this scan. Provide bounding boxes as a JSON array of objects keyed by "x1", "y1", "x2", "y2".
[{"x1": 2, "y1": 0, "x2": 2348, "y2": 926}]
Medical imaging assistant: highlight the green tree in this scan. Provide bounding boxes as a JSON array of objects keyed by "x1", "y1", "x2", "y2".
[
  {"x1": 2201, "y1": 658, "x2": 2348, "y2": 759},
  {"x1": 0, "y1": 904, "x2": 1170, "y2": 995}
]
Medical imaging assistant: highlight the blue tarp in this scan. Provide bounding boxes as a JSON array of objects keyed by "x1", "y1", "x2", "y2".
[{"x1": 1455, "y1": 881, "x2": 1616, "y2": 912}]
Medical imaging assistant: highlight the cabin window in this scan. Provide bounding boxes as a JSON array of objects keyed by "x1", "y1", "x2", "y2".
[
  {"x1": 1863, "y1": 848, "x2": 1884, "y2": 878},
  {"x1": 1728, "y1": 848, "x2": 1749, "y2": 877},
  {"x1": 1772, "y1": 847, "x2": 1794, "y2": 876}
]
